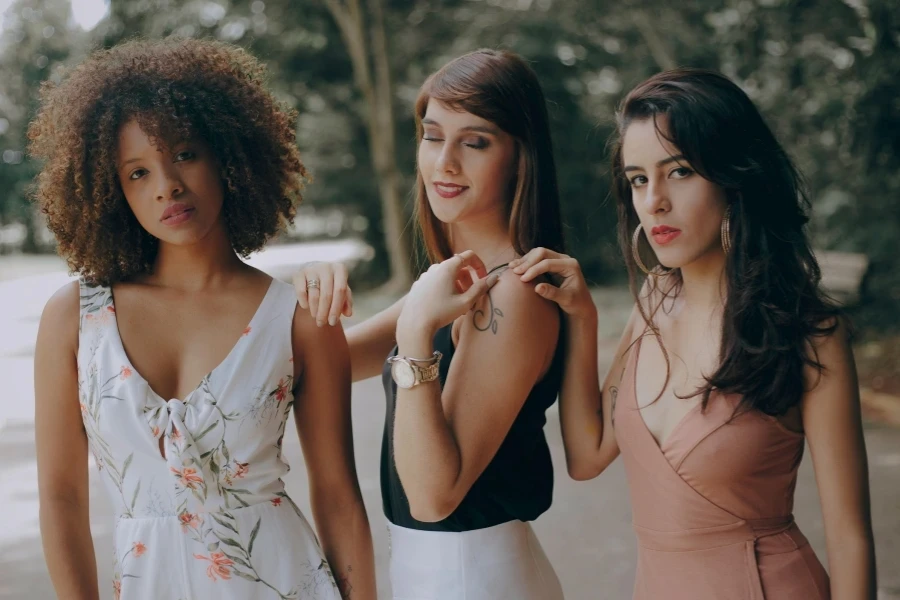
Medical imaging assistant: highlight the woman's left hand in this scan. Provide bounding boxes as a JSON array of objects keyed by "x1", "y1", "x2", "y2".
[
  {"x1": 397, "y1": 251, "x2": 500, "y2": 341},
  {"x1": 508, "y1": 248, "x2": 597, "y2": 323}
]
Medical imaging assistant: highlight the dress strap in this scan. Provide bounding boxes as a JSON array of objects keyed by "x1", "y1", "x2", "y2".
[
  {"x1": 237, "y1": 279, "x2": 300, "y2": 357},
  {"x1": 77, "y1": 278, "x2": 114, "y2": 330}
]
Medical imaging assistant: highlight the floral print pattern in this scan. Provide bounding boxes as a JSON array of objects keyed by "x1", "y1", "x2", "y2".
[
  {"x1": 194, "y1": 551, "x2": 235, "y2": 582},
  {"x1": 77, "y1": 280, "x2": 341, "y2": 599}
]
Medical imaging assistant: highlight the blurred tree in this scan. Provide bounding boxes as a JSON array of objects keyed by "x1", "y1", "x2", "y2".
[
  {"x1": 0, "y1": 0, "x2": 86, "y2": 251},
  {"x1": 97, "y1": 0, "x2": 414, "y2": 290},
  {"x1": 1, "y1": 0, "x2": 897, "y2": 328},
  {"x1": 841, "y1": 0, "x2": 900, "y2": 331},
  {"x1": 322, "y1": 0, "x2": 412, "y2": 290}
]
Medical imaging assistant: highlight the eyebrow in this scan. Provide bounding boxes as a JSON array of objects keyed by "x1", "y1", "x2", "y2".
[
  {"x1": 421, "y1": 117, "x2": 500, "y2": 135},
  {"x1": 117, "y1": 140, "x2": 195, "y2": 171},
  {"x1": 623, "y1": 154, "x2": 687, "y2": 173},
  {"x1": 118, "y1": 157, "x2": 142, "y2": 170}
]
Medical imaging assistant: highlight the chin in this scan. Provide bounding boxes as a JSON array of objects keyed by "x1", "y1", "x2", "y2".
[
  {"x1": 154, "y1": 226, "x2": 211, "y2": 246},
  {"x1": 155, "y1": 234, "x2": 199, "y2": 247},
  {"x1": 652, "y1": 250, "x2": 690, "y2": 271},
  {"x1": 426, "y1": 201, "x2": 464, "y2": 225},
  {"x1": 656, "y1": 246, "x2": 721, "y2": 272}
]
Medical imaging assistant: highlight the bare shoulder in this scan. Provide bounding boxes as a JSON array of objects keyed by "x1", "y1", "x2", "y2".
[
  {"x1": 290, "y1": 301, "x2": 349, "y2": 375},
  {"x1": 810, "y1": 315, "x2": 850, "y2": 349},
  {"x1": 291, "y1": 302, "x2": 345, "y2": 341},
  {"x1": 39, "y1": 280, "x2": 80, "y2": 347},
  {"x1": 806, "y1": 316, "x2": 855, "y2": 381},
  {"x1": 43, "y1": 279, "x2": 80, "y2": 317}
]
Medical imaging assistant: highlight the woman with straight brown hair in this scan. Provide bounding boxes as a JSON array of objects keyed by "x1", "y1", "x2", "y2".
[{"x1": 294, "y1": 49, "x2": 567, "y2": 598}]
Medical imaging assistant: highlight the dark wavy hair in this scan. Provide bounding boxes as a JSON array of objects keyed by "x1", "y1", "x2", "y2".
[
  {"x1": 610, "y1": 68, "x2": 840, "y2": 416},
  {"x1": 413, "y1": 49, "x2": 565, "y2": 263},
  {"x1": 28, "y1": 37, "x2": 306, "y2": 285}
]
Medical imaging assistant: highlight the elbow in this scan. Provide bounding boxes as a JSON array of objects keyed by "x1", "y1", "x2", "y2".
[
  {"x1": 407, "y1": 493, "x2": 458, "y2": 523},
  {"x1": 40, "y1": 490, "x2": 87, "y2": 514},
  {"x1": 39, "y1": 494, "x2": 88, "y2": 538},
  {"x1": 566, "y1": 457, "x2": 602, "y2": 481}
]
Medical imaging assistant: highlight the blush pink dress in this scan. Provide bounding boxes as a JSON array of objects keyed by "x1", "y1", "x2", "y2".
[{"x1": 614, "y1": 337, "x2": 831, "y2": 599}]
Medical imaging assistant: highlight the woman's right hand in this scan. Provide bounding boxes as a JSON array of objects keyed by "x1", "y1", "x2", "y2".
[
  {"x1": 292, "y1": 261, "x2": 353, "y2": 327},
  {"x1": 508, "y1": 248, "x2": 597, "y2": 322}
]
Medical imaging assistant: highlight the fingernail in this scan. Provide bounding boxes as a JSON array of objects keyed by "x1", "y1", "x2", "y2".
[
  {"x1": 513, "y1": 266, "x2": 524, "y2": 273},
  {"x1": 487, "y1": 273, "x2": 500, "y2": 287},
  {"x1": 328, "y1": 317, "x2": 336, "y2": 326},
  {"x1": 536, "y1": 284, "x2": 545, "y2": 294},
  {"x1": 316, "y1": 320, "x2": 323, "y2": 327}
]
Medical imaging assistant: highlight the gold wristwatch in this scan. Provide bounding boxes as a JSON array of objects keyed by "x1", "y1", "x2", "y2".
[{"x1": 388, "y1": 351, "x2": 442, "y2": 389}]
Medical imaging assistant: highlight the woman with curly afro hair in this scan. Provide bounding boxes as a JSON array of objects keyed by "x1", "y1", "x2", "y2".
[{"x1": 30, "y1": 37, "x2": 375, "y2": 600}]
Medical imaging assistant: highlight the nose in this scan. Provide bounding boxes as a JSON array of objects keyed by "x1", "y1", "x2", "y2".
[
  {"x1": 155, "y1": 163, "x2": 184, "y2": 202},
  {"x1": 642, "y1": 178, "x2": 670, "y2": 216},
  {"x1": 434, "y1": 143, "x2": 460, "y2": 175}
]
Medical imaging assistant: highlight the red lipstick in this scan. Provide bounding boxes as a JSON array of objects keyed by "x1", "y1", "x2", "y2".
[{"x1": 650, "y1": 225, "x2": 681, "y2": 245}]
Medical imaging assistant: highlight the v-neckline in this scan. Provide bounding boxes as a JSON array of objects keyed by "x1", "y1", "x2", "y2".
[
  {"x1": 107, "y1": 278, "x2": 276, "y2": 403},
  {"x1": 630, "y1": 333, "x2": 704, "y2": 452}
]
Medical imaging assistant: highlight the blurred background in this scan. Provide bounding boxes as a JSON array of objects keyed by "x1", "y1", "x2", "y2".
[{"x1": 0, "y1": 0, "x2": 898, "y2": 598}]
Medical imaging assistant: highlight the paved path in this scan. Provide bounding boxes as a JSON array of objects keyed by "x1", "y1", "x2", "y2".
[{"x1": 1, "y1": 252, "x2": 898, "y2": 599}]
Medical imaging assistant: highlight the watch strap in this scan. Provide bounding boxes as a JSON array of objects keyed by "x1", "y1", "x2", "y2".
[{"x1": 414, "y1": 358, "x2": 441, "y2": 384}]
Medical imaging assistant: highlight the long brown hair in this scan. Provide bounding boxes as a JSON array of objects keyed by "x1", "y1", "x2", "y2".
[
  {"x1": 413, "y1": 49, "x2": 564, "y2": 263},
  {"x1": 610, "y1": 68, "x2": 840, "y2": 416}
]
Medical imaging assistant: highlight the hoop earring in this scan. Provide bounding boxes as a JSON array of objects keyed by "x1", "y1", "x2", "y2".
[
  {"x1": 721, "y1": 206, "x2": 732, "y2": 254},
  {"x1": 632, "y1": 224, "x2": 672, "y2": 276}
]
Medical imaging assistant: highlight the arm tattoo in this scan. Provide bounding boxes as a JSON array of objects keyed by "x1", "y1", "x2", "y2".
[
  {"x1": 609, "y1": 363, "x2": 627, "y2": 429},
  {"x1": 335, "y1": 564, "x2": 353, "y2": 598},
  {"x1": 609, "y1": 386, "x2": 619, "y2": 428},
  {"x1": 473, "y1": 290, "x2": 504, "y2": 335}
]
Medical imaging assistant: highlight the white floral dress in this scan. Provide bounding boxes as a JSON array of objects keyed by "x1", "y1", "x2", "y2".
[{"x1": 77, "y1": 278, "x2": 341, "y2": 600}]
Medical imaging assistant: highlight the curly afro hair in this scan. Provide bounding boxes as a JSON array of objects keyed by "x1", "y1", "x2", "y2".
[{"x1": 28, "y1": 37, "x2": 307, "y2": 285}]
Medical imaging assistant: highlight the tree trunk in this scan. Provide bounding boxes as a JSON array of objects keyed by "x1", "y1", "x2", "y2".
[
  {"x1": 631, "y1": 9, "x2": 676, "y2": 71},
  {"x1": 324, "y1": 0, "x2": 413, "y2": 292}
]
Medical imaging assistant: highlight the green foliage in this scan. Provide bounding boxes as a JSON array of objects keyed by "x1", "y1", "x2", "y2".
[{"x1": 0, "y1": 0, "x2": 897, "y2": 327}]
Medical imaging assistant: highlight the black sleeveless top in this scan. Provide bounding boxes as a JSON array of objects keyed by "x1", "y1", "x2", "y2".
[{"x1": 380, "y1": 302, "x2": 564, "y2": 532}]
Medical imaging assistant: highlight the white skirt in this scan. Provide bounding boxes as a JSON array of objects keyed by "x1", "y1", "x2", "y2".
[{"x1": 388, "y1": 520, "x2": 564, "y2": 600}]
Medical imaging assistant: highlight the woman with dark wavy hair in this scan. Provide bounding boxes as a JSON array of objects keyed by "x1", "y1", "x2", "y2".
[
  {"x1": 294, "y1": 49, "x2": 566, "y2": 598},
  {"x1": 30, "y1": 38, "x2": 375, "y2": 599},
  {"x1": 511, "y1": 68, "x2": 875, "y2": 599}
]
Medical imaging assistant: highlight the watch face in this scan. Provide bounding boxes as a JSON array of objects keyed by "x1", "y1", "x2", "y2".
[{"x1": 391, "y1": 360, "x2": 416, "y2": 389}]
